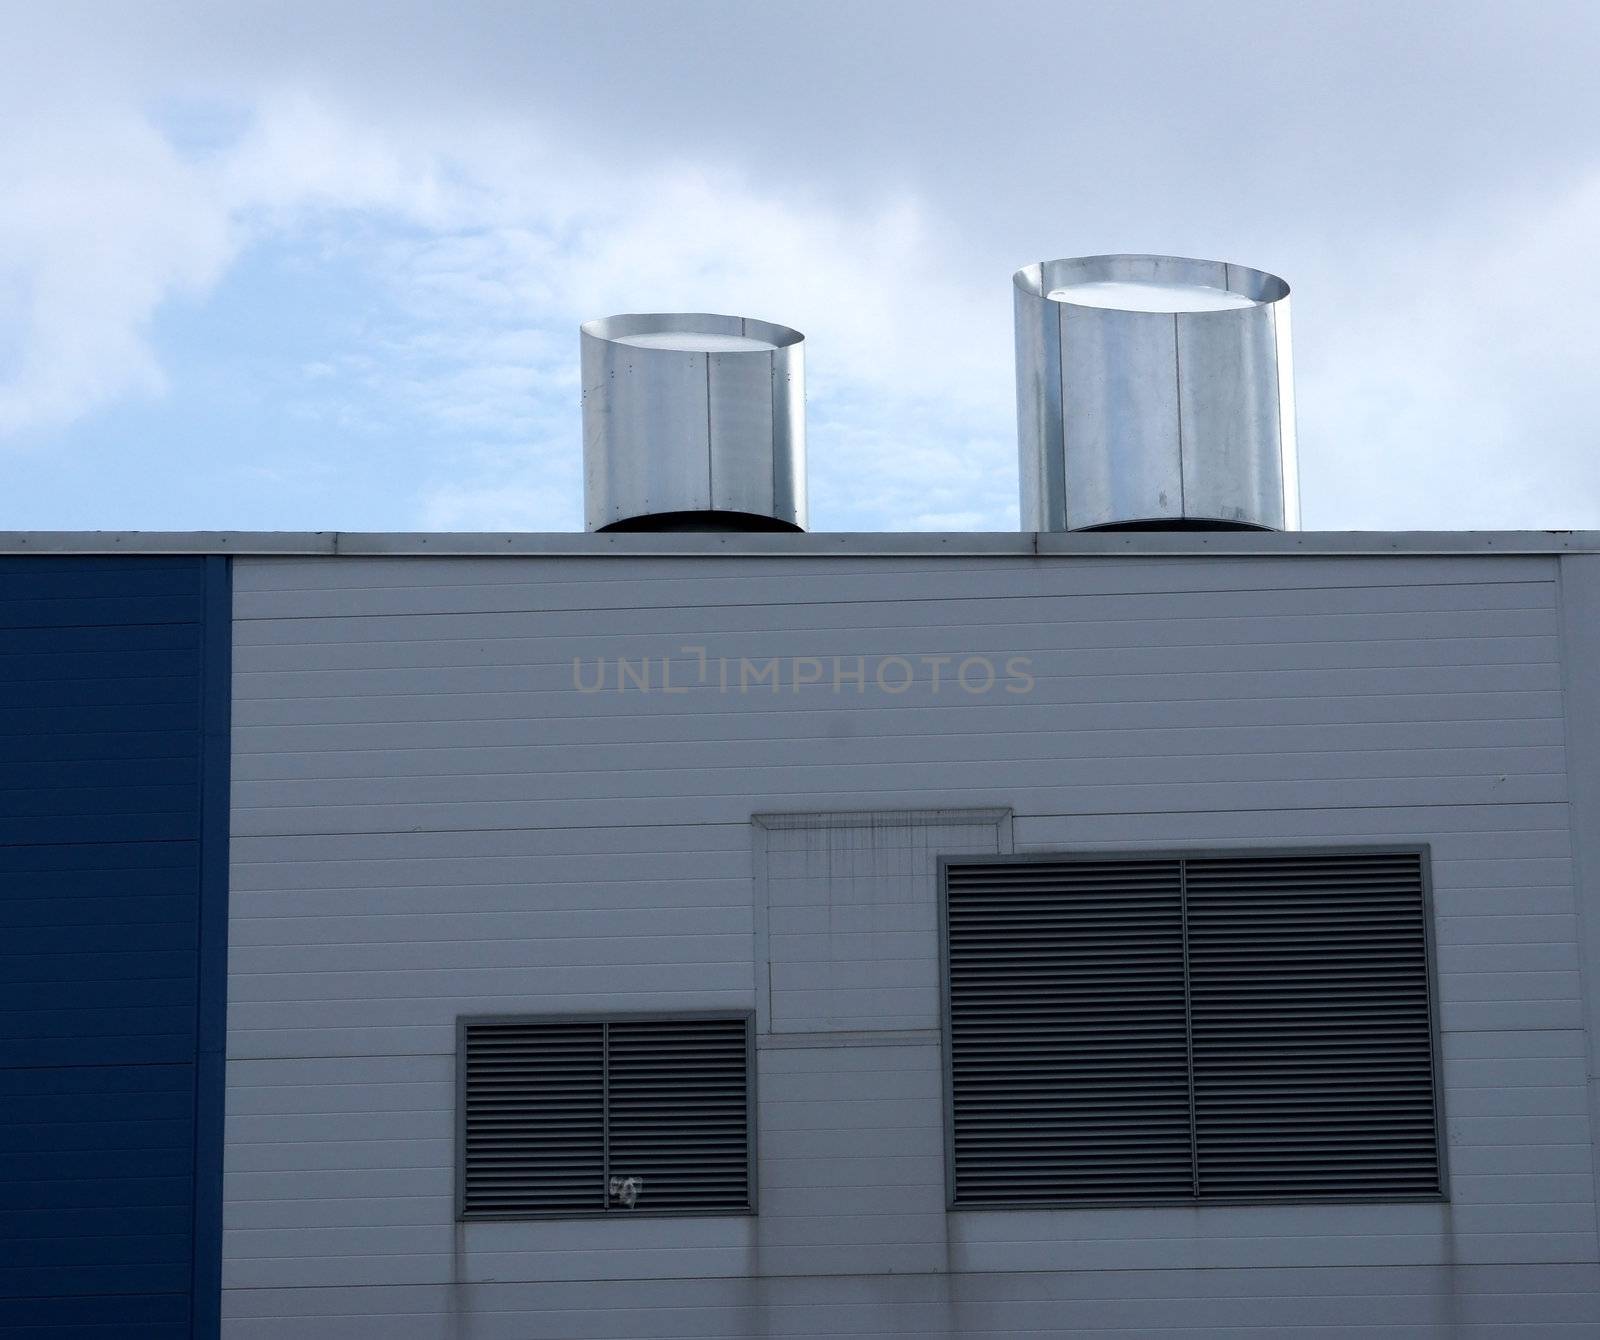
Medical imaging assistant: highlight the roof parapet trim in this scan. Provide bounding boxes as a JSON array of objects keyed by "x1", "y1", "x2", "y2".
[{"x1": 0, "y1": 530, "x2": 1596, "y2": 558}]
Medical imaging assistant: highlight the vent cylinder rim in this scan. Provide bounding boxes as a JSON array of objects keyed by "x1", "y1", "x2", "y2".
[
  {"x1": 1014, "y1": 254, "x2": 1290, "y2": 310},
  {"x1": 580, "y1": 311, "x2": 804, "y2": 349},
  {"x1": 596, "y1": 509, "x2": 804, "y2": 534},
  {"x1": 1075, "y1": 518, "x2": 1278, "y2": 533}
]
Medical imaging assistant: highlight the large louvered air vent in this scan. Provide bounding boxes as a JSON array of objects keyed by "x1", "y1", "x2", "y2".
[
  {"x1": 942, "y1": 850, "x2": 1442, "y2": 1207},
  {"x1": 459, "y1": 1014, "x2": 753, "y2": 1219}
]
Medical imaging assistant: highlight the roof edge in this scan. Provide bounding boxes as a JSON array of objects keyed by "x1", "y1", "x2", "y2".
[{"x1": 0, "y1": 530, "x2": 1596, "y2": 558}]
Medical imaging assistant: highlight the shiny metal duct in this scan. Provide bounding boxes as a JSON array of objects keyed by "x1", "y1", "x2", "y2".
[
  {"x1": 1014, "y1": 254, "x2": 1299, "y2": 531},
  {"x1": 581, "y1": 312, "x2": 806, "y2": 533}
]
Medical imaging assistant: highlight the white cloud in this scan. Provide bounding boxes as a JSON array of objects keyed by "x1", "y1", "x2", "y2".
[
  {"x1": 358, "y1": 156, "x2": 1021, "y2": 530},
  {"x1": 1299, "y1": 171, "x2": 1600, "y2": 529},
  {"x1": 0, "y1": 108, "x2": 234, "y2": 434},
  {"x1": 1, "y1": 13, "x2": 1597, "y2": 533},
  {"x1": 1, "y1": 85, "x2": 1019, "y2": 531}
]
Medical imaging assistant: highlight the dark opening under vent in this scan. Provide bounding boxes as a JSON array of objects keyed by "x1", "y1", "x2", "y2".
[
  {"x1": 941, "y1": 850, "x2": 1443, "y2": 1207},
  {"x1": 459, "y1": 1013, "x2": 753, "y2": 1219}
]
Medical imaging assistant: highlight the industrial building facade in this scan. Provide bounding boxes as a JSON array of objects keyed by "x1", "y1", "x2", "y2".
[{"x1": 2, "y1": 529, "x2": 1598, "y2": 1337}]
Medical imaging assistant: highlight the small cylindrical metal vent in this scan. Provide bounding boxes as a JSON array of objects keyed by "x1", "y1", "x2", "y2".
[
  {"x1": 1014, "y1": 254, "x2": 1299, "y2": 532},
  {"x1": 581, "y1": 312, "x2": 806, "y2": 533}
]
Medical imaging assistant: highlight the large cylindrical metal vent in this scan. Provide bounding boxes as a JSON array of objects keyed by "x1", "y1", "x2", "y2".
[
  {"x1": 1014, "y1": 254, "x2": 1299, "y2": 532},
  {"x1": 581, "y1": 312, "x2": 806, "y2": 533}
]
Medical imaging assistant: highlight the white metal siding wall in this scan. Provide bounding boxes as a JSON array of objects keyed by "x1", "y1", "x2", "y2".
[{"x1": 224, "y1": 552, "x2": 1600, "y2": 1337}]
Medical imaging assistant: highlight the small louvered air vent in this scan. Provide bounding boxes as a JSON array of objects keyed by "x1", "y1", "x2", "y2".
[
  {"x1": 460, "y1": 1014, "x2": 752, "y2": 1219},
  {"x1": 943, "y1": 850, "x2": 1441, "y2": 1207}
]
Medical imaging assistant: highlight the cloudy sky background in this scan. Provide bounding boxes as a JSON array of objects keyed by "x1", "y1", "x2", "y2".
[{"x1": 2, "y1": 0, "x2": 1598, "y2": 534}]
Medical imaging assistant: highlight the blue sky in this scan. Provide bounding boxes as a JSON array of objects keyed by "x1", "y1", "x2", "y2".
[{"x1": 3, "y1": 1, "x2": 1599, "y2": 533}]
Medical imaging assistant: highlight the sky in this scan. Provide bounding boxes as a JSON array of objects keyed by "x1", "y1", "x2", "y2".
[{"x1": 2, "y1": 0, "x2": 1598, "y2": 534}]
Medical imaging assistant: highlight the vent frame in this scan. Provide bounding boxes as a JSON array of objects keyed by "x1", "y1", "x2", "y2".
[
  {"x1": 455, "y1": 1009, "x2": 757, "y2": 1221},
  {"x1": 937, "y1": 846, "x2": 1448, "y2": 1211}
]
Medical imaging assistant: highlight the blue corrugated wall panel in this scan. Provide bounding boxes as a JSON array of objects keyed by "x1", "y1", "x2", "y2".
[{"x1": 0, "y1": 557, "x2": 228, "y2": 1340}]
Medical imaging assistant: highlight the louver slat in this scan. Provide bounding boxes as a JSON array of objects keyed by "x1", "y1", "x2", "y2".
[
  {"x1": 945, "y1": 860, "x2": 1191, "y2": 1205},
  {"x1": 606, "y1": 1018, "x2": 751, "y2": 1214},
  {"x1": 461, "y1": 1021, "x2": 604, "y2": 1217},
  {"x1": 1185, "y1": 852, "x2": 1441, "y2": 1199}
]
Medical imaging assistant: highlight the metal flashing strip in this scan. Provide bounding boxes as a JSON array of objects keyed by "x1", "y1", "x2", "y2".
[
  {"x1": 192, "y1": 555, "x2": 230, "y2": 1339},
  {"x1": 0, "y1": 529, "x2": 1596, "y2": 557}
]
